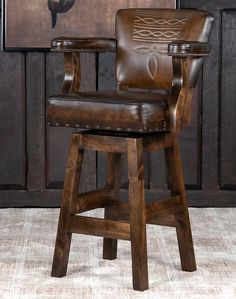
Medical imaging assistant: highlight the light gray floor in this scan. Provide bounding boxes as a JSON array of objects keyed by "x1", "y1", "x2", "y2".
[{"x1": 0, "y1": 208, "x2": 235, "y2": 299}]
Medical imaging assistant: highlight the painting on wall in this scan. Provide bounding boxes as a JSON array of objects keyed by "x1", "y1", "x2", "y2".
[{"x1": 1, "y1": 0, "x2": 175, "y2": 50}]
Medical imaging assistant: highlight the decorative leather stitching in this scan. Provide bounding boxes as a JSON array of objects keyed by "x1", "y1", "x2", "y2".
[
  {"x1": 132, "y1": 11, "x2": 193, "y2": 81},
  {"x1": 133, "y1": 44, "x2": 167, "y2": 79},
  {"x1": 133, "y1": 11, "x2": 192, "y2": 43},
  {"x1": 135, "y1": 16, "x2": 188, "y2": 26},
  {"x1": 133, "y1": 29, "x2": 180, "y2": 40}
]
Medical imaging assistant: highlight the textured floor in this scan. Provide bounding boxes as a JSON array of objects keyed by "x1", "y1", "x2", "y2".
[{"x1": 0, "y1": 208, "x2": 235, "y2": 299}]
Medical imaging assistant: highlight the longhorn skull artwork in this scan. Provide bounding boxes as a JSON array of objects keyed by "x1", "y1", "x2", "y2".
[{"x1": 48, "y1": 0, "x2": 75, "y2": 28}]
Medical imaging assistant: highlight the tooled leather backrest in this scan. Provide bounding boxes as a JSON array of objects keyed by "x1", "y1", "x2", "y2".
[{"x1": 116, "y1": 9, "x2": 213, "y2": 90}]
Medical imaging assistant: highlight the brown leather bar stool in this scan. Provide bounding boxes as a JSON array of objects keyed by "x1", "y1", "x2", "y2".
[{"x1": 47, "y1": 9, "x2": 214, "y2": 291}]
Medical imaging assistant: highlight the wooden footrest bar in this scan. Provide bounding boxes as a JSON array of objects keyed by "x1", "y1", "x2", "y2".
[
  {"x1": 146, "y1": 195, "x2": 180, "y2": 222},
  {"x1": 148, "y1": 214, "x2": 176, "y2": 227},
  {"x1": 75, "y1": 187, "x2": 117, "y2": 213},
  {"x1": 68, "y1": 215, "x2": 131, "y2": 240},
  {"x1": 100, "y1": 195, "x2": 180, "y2": 227}
]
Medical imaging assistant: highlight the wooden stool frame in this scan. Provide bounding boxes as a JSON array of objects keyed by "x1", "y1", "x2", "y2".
[{"x1": 51, "y1": 130, "x2": 196, "y2": 291}]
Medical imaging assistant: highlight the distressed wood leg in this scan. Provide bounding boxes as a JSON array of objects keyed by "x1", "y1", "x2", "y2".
[
  {"x1": 127, "y1": 138, "x2": 148, "y2": 291},
  {"x1": 51, "y1": 133, "x2": 84, "y2": 277},
  {"x1": 165, "y1": 135, "x2": 196, "y2": 272},
  {"x1": 103, "y1": 153, "x2": 121, "y2": 260}
]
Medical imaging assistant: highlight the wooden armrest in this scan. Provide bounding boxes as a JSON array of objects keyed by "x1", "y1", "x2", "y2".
[
  {"x1": 168, "y1": 41, "x2": 210, "y2": 57},
  {"x1": 167, "y1": 41, "x2": 211, "y2": 131},
  {"x1": 51, "y1": 37, "x2": 116, "y2": 52}
]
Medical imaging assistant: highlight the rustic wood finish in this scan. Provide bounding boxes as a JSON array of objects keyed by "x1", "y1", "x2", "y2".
[
  {"x1": 68, "y1": 215, "x2": 131, "y2": 240},
  {"x1": 165, "y1": 136, "x2": 196, "y2": 271},
  {"x1": 103, "y1": 153, "x2": 121, "y2": 260},
  {"x1": 127, "y1": 138, "x2": 148, "y2": 291},
  {"x1": 76, "y1": 187, "x2": 115, "y2": 213},
  {"x1": 51, "y1": 130, "x2": 196, "y2": 290},
  {"x1": 63, "y1": 52, "x2": 81, "y2": 93},
  {"x1": 51, "y1": 134, "x2": 84, "y2": 277}
]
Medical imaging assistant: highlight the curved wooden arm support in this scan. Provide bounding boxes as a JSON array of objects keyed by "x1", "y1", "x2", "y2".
[
  {"x1": 51, "y1": 37, "x2": 117, "y2": 93},
  {"x1": 62, "y1": 52, "x2": 81, "y2": 93},
  {"x1": 167, "y1": 41, "x2": 210, "y2": 131}
]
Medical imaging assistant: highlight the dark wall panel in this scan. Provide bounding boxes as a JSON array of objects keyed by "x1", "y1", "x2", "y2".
[
  {"x1": 26, "y1": 52, "x2": 46, "y2": 191},
  {"x1": 180, "y1": 0, "x2": 236, "y2": 205},
  {"x1": 0, "y1": 52, "x2": 26, "y2": 189},
  {"x1": 221, "y1": 11, "x2": 236, "y2": 189},
  {"x1": 179, "y1": 83, "x2": 202, "y2": 189}
]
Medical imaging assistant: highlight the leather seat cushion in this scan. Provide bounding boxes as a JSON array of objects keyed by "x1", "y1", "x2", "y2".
[{"x1": 47, "y1": 91, "x2": 168, "y2": 132}]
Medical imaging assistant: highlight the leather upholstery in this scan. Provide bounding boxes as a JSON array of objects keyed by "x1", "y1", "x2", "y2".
[
  {"x1": 116, "y1": 9, "x2": 214, "y2": 90},
  {"x1": 48, "y1": 91, "x2": 167, "y2": 132},
  {"x1": 51, "y1": 37, "x2": 116, "y2": 52},
  {"x1": 168, "y1": 41, "x2": 210, "y2": 57},
  {"x1": 47, "y1": 8, "x2": 214, "y2": 133}
]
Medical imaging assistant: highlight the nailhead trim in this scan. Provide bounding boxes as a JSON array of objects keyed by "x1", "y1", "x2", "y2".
[
  {"x1": 168, "y1": 52, "x2": 208, "y2": 57},
  {"x1": 47, "y1": 122, "x2": 167, "y2": 132},
  {"x1": 51, "y1": 47, "x2": 116, "y2": 53},
  {"x1": 162, "y1": 121, "x2": 167, "y2": 130}
]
